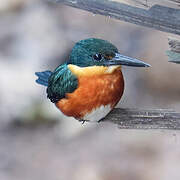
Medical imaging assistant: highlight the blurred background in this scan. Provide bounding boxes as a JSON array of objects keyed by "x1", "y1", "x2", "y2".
[{"x1": 0, "y1": 0, "x2": 180, "y2": 179}]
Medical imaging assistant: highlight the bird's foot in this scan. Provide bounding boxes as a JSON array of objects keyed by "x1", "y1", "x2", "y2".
[
  {"x1": 79, "y1": 119, "x2": 87, "y2": 124},
  {"x1": 97, "y1": 117, "x2": 105, "y2": 123}
]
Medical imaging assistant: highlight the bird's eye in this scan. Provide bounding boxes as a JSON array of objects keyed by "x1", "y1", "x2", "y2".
[{"x1": 93, "y1": 54, "x2": 102, "y2": 61}]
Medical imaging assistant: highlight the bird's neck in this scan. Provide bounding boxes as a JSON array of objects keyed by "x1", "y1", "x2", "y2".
[{"x1": 68, "y1": 64, "x2": 121, "y2": 77}]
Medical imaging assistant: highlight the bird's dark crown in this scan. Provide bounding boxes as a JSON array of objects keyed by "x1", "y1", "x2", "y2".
[{"x1": 68, "y1": 38, "x2": 118, "y2": 67}]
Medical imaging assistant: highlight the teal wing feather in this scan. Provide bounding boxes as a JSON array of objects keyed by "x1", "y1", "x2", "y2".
[
  {"x1": 47, "y1": 64, "x2": 78, "y2": 103},
  {"x1": 35, "y1": 71, "x2": 52, "y2": 86}
]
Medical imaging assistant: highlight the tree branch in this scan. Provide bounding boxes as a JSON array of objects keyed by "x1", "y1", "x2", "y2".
[
  {"x1": 166, "y1": 37, "x2": 180, "y2": 64},
  {"x1": 102, "y1": 108, "x2": 180, "y2": 130},
  {"x1": 51, "y1": 0, "x2": 180, "y2": 35}
]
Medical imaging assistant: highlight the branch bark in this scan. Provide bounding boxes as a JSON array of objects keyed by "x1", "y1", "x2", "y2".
[
  {"x1": 102, "y1": 108, "x2": 180, "y2": 130},
  {"x1": 166, "y1": 37, "x2": 180, "y2": 64},
  {"x1": 51, "y1": 0, "x2": 180, "y2": 35}
]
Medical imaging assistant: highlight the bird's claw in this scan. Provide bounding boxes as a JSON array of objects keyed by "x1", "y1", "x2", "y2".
[
  {"x1": 97, "y1": 117, "x2": 105, "y2": 123},
  {"x1": 79, "y1": 119, "x2": 86, "y2": 124}
]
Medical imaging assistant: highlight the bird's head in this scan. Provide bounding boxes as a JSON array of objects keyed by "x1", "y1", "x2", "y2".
[{"x1": 68, "y1": 38, "x2": 150, "y2": 68}]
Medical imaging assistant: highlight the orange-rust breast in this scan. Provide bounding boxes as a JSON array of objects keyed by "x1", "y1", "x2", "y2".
[{"x1": 56, "y1": 67, "x2": 124, "y2": 119}]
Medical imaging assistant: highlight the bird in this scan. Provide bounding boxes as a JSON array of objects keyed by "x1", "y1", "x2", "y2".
[{"x1": 35, "y1": 38, "x2": 150, "y2": 123}]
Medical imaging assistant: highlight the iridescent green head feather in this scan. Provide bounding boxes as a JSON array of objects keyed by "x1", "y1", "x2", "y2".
[{"x1": 68, "y1": 38, "x2": 118, "y2": 67}]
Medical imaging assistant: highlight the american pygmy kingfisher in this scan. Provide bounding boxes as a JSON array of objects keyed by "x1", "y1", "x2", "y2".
[{"x1": 35, "y1": 38, "x2": 150, "y2": 122}]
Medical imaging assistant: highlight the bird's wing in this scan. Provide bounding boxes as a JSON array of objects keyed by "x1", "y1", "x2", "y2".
[
  {"x1": 47, "y1": 64, "x2": 78, "y2": 103},
  {"x1": 35, "y1": 71, "x2": 52, "y2": 87}
]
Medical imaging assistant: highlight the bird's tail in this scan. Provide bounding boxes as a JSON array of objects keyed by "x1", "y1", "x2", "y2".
[{"x1": 35, "y1": 71, "x2": 52, "y2": 87}]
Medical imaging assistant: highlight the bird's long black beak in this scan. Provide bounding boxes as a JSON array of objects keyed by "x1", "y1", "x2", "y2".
[{"x1": 103, "y1": 53, "x2": 151, "y2": 67}]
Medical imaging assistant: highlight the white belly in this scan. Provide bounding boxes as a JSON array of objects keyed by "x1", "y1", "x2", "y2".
[{"x1": 82, "y1": 104, "x2": 112, "y2": 122}]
